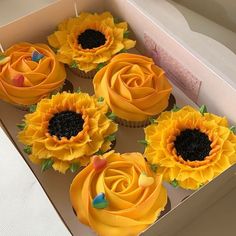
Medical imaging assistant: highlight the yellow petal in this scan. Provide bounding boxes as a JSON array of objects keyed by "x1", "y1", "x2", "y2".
[
  {"x1": 48, "y1": 34, "x2": 60, "y2": 48},
  {"x1": 29, "y1": 154, "x2": 41, "y2": 165},
  {"x1": 52, "y1": 161, "x2": 70, "y2": 174},
  {"x1": 123, "y1": 39, "x2": 136, "y2": 49}
]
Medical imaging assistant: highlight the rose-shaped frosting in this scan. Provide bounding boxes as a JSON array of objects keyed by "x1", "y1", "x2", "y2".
[
  {"x1": 0, "y1": 42, "x2": 66, "y2": 106},
  {"x1": 48, "y1": 12, "x2": 136, "y2": 72},
  {"x1": 93, "y1": 53, "x2": 172, "y2": 121},
  {"x1": 70, "y1": 151, "x2": 167, "y2": 236}
]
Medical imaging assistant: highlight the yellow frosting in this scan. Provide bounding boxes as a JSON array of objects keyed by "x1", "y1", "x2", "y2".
[
  {"x1": 0, "y1": 42, "x2": 66, "y2": 106},
  {"x1": 93, "y1": 53, "x2": 172, "y2": 121},
  {"x1": 18, "y1": 92, "x2": 118, "y2": 173},
  {"x1": 70, "y1": 151, "x2": 167, "y2": 236},
  {"x1": 144, "y1": 106, "x2": 236, "y2": 190},
  {"x1": 48, "y1": 12, "x2": 136, "y2": 72}
]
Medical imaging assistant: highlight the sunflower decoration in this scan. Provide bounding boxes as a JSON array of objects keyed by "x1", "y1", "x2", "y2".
[
  {"x1": 143, "y1": 105, "x2": 236, "y2": 190},
  {"x1": 47, "y1": 12, "x2": 136, "y2": 75},
  {"x1": 18, "y1": 92, "x2": 118, "y2": 174}
]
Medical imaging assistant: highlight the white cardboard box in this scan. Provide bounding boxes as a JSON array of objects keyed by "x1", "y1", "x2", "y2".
[{"x1": 0, "y1": 0, "x2": 236, "y2": 235}]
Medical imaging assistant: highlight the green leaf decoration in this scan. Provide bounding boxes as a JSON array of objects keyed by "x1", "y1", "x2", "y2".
[
  {"x1": 171, "y1": 179, "x2": 179, "y2": 188},
  {"x1": 97, "y1": 62, "x2": 106, "y2": 71},
  {"x1": 149, "y1": 117, "x2": 157, "y2": 124},
  {"x1": 70, "y1": 60, "x2": 78, "y2": 69},
  {"x1": 70, "y1": 163, "x2": 80, "y2": 173},
  {"x1": 75, "y1": 87, "x2": 81, "y2": 93},
  {"x1": 137, "y1": 140, "x2": 148, "y2": 147},
  {"x1": 51, "y1": 47, "x2": 58, "y2": 53},
  {"x1": 50, "y1": 90, "x2": 59, "y2": 96},
  {"x1": 114, "y1": 17, "x2": 120, "y2": 24},
  {"x1": 41, "y1": 159, "x2": 54, "y2": 172},
  {"x1": 29, "y1": 104, "x2": 37, "y2": 113},
  {"x1": 199, "y1": 105, "x2": 207, "y2": 115},
  {"x1": 17, "y1": 122, "x2": 26, "y2": 130},
  {"x1": 95, "y1": 150, "x2": 105, "y2": 155},
  {"x1": 97, "y1": 96, "x2": 104, "y2": 103},
  {"x1": 106, "y1": 112, "x2": 116, "y2": 121},
  {"x1": 23, "y1": 145, "x2": 32, "y2": 155},
  {"x1": 105, "y1": 134, "x2": 116, "y2": 142},
  {"x1": 199, "y1": 183, "x2": 205, "y2": 188},
  {"x1": 171, "y1": 104, "x2": 180, "y2": 112},
  {"x1": 0, "y1": 55, "x2": 6, "y2": 60},
  {"x1": 229, "y1": 126, "x2": 236, "y2": 134},
  {"x1": 123, "y1": 31, "x2": 130, "y2": 38},
  {"x1": 150, "y1": 164, "x2": 158, "y2": 173},
  {"x1": 119, "y1": 48, "x2": 128, "y2": 54}
]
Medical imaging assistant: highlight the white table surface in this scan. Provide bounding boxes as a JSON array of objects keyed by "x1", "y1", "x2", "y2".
[{"x1": 0, "y1": 127, "x2": 71, "y2": 236}]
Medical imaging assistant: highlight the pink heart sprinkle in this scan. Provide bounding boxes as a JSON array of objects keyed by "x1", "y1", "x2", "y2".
[
  {"x1": 12, "y1": 74, "x2": 24, "y2": 87},
  {"x1": 93, "y1": 156, "x2": 107, "y2": 171}
]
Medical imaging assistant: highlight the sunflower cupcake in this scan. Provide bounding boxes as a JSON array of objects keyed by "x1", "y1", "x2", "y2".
[
  {"x1": 48, "y1": 12, "x2": 136, "y2": 79},
  {"x1": 0, "y1": 42, "x2": 66, "y2": 110},
  {"x1": 70, "y1": 151, "x2": 167, "y2": 236},
  {"x1": 18, "y1": 92, "x2": 118, "y2": 173},
  {"x1": 93, "y1": 53, "x2": 173, "y2": 127},
  {"x1": 144, "y1": 105, "x2": 236, "y2": 190}
]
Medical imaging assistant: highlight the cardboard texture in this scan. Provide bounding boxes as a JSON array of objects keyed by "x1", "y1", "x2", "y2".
[
  {"x1": 144, "y1": 164, "x2": 236, "y2": 236},
  {"x1": 0, "y1": 0, "x2": 236, "y2": 235},
  {"x1": 123, "y1": 0, "x2": 236, "y2": 124}
]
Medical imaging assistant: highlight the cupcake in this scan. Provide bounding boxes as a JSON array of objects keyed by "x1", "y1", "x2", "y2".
[
  {"x1": 48, "y1": 12, "x2": 136, "y2": 79},
  {"x1": 93, "y1": 53, "x2": 173, "y2": 127},
  {"x1": 144, "y1": 105, "x2": 236, "y2": 190},
  {"x1": 0, "y1": 42, "x2": 66, "y2": 110},
  {"x1": 18, "y1": 92, "x2": 118, "y2": 173},
  {"x1": 70, "y1": 151, "x2": 167, "y2": 236}
]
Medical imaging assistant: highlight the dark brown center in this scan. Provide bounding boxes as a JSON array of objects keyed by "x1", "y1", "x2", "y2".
[
  {"x1": 77, "y1": 29, "x2": 106, "y2": 49},
  {"x1": 174, "y1": 129, "x2": 211, "y2": 161},
  {"x1": 48, "y1": 111, "x2": 84, "y2": 140}
]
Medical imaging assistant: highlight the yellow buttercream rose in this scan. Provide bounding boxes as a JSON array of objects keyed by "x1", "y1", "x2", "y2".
[
  {"x1": 0, "y1": 42, "x2": 66, "y2": 106},
  {"x1": 18, "y1": 92, "x2": 118, "y2": 173},
  {"x1": 93, "y1": 53, "x2": 172, "y2": 122},
  {"x1": 144, "y1": 106, "x2": 236, "y2": 190},
  {"x1": 70, "y1": 151, "x2": 167, "y2": 236},
  {"x1": 48, "y1": 12, "x2": 136, "y2": 73}
]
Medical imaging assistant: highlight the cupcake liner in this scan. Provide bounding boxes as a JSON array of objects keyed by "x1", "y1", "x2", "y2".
[
  {"x1": 116, "y1": 94, "x2": 176, "y2": 128},
  {"x1": 109, "y1": 139, "x2": 116, "y2": 150},
  {"x1": 158, "y1": 197, "x2": 171, "y2": 219},
  {"x1": 115, "y1": 117, "x2": 151, "y2": 128},
  {"x1": 69, "y1": 67, "x2": 97, "y2": 79}
]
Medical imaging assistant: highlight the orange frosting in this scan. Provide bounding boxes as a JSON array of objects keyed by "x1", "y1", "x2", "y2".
[
  {"x1": 70, "y1": 151, "x2": 167, "y2": 236},
  {"x1": 144, "y1": 106, "x2": 236, "y2": 190},
  {"x1": 93, "y1": 53, "x2": 172, "y2": 121},
  {"x1": 0, "y1": 42, "x2": 66, "y2": 106},
  {"x1": 48, "y1": 12, "x2": 136, "y2": 73}
]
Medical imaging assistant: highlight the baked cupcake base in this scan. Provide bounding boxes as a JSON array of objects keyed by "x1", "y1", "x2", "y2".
[
  {"x1": 115, "y1": 94, "x2": 176, "y2": 128},
  {"x1": 69, "y1": 67, "x2": 97, "y2": 79}
]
